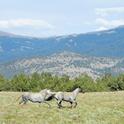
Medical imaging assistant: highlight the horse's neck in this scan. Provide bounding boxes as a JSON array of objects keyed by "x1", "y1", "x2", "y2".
[{"x1": 72, "y1": 89, "x2": 79, "y2": 99}]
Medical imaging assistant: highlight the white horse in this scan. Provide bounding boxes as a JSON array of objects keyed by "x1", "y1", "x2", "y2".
[
  {"x1": 54, "y1": 88, "x2": 81, "y2": 108},
  {"x1": 18, "y1": 89, "x2": 55, "y2": 107}
]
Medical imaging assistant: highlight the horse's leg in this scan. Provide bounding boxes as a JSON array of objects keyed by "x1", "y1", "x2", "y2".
[
  {"x1": 39, "y1": 102, "x2": 41, "y2": 107},
  {"x1": 19, "y1": 97, "x2": 26, "y2": 105},
  {"x1": 19, "y1": 96, "x2": 28, "y2": 105},
  {"x1": 69, "y1": 101, "x2": 73, "y2": 108},
  {"x1": 59, "y1": 101, "x2": 62, "y2": 108},
  {"x1": 23, "y1": 100, "x2": 27, "y2": 105},
  {"x1": 56, "y1": 100, "x2": 59, "y2": 108},
  {"x1": 57, "y1": 100, "x2": 62, "y2": 108},
  {"x1": 43, "y1": 101, "x2": 51, "y2": 108},
  {"x1": 22, "y1": 97, "x2": 28, "y2": 105},
  {"x1": 19, "y1": 99, "x2": 23, "y2": 104},
  {"x1": 73, "y1": 101, "x2": 77, "y2": 108}
]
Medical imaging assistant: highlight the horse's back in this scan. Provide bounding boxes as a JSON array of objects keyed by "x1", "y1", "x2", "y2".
[{"x1": 55, "y1": 92, "x2": 64, "y2": 100}]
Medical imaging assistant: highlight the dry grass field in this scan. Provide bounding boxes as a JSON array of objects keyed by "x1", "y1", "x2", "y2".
[{"x1": 0, "y1": 91, "x2": 124, "y2": 124}]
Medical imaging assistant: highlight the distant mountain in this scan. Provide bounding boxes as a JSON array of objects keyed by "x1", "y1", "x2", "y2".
[
  {"x1": 0, "y1": 26, "x2": 124, "y2": 63},
  {"x1": 0, "y1": 52, "x2": 124, "y2": 79},
  {"x1": 0, "y1": 31, "x2": 15, "y2": 37}
]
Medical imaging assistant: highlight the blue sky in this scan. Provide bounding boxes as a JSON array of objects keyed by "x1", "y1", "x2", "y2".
[{"x1": 0, "y1": 0, "x2": 124, "y2": 37}]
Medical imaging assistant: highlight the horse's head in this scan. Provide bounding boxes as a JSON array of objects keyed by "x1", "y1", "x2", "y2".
[
  {"x1": 73, "y1": 87, "x2": 81, "y2": 94},
  {"x1": 76, "y1": 87, "x2": 85, "y2": 93}
]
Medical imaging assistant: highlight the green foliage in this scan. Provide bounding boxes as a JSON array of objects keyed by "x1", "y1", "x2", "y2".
[
  {"x1": 0, "y1": 74, "x2": 8, "y2": 91},
  {"x1": 107, "y1": 74, "x2": 124, "y2": 91},
  {"x1": 0, "y1": 72, "x2": 124, "y2": 92}
]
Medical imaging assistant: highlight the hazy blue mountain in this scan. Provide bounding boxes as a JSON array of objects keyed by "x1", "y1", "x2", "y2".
[
  {"x1": 0, "y1": 31, "x2": 15, "y2": 37},
  {"x1": 0, "y1": 25, "x2": 124, "y2": 63}
]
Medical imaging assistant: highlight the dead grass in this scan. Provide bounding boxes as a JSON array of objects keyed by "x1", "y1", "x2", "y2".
[{"x1": 0, "y1": 91, "x2": 124, "y2": 124}]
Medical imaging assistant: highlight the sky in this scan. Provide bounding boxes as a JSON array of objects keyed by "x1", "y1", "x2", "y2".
[{"x1": 0, "y1": 0, "x2": 124, "y2": 37}]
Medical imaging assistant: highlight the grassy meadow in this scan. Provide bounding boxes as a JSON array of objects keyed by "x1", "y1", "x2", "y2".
[{"x1": 0, "y1": 91, "x2": 124, "y2": 124}]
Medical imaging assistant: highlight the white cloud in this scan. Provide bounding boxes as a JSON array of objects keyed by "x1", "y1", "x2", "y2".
[
  {"x1": 96, "y1": 7, "x2": 124, "y2": 17},
  {"x1": 95, "y1": 7, "x2": 124, "y2": 31},
  {"x1": 96, "y1": 18, "x2": 124, "y2": 31},
  {"x1": 96, "y1": 26, "x2": 107, "y2": 31},
  {"x1": 0, "y1": 19, "x2": 54, "y2": 29}
]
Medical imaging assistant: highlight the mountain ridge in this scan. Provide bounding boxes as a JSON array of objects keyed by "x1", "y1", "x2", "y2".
[
  {"x1": 0, "y1": 51, "x2": 124, "y2": 79},
  {"x1": 0, "y1": 25, "x2": 124, "y2": 63}
]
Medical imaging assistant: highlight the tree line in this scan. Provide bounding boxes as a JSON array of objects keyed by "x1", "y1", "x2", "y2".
[{"x1": 0, "y1": 72, "x2": 124, "y2": 92}]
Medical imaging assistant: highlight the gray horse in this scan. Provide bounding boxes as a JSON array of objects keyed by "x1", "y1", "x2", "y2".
[
  {"x1": 54, "y1": 88, "x2": 81, "y2": 108},
  {"x1": 18, "y1": 89, "x2": 55, "y2": 107}
]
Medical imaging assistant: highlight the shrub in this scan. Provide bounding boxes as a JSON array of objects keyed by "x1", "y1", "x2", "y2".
[{"x1": 0, "y1": 72, "x2": 124, "y2": 92}]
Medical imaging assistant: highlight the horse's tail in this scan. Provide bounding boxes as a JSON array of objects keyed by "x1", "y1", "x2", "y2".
[{"x1": 15, "y1": 95, "x2": 22, "y2": 102}]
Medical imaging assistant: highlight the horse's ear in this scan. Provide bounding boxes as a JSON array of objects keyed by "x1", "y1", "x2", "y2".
[
  {"x1": 78, "y1": 86, "x2": 82, "y2": 90},
  {"x1": 77, "y1": 86, "x2": 80, "y2": 88}
]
